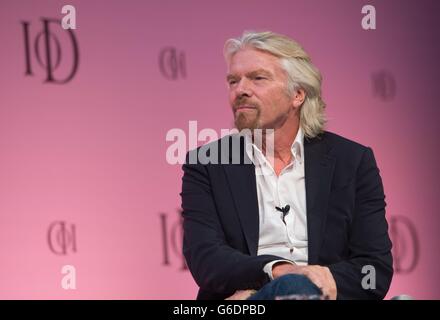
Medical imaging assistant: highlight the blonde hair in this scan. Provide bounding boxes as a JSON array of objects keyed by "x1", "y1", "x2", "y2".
[{"x1": 224, "y1": 31, "x2": 326, "y2": 138}]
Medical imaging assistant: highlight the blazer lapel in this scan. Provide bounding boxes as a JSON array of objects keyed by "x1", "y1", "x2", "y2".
[
  {"x1": 223, "y1": 163, "x2": 259, "y2": 256},
  {"x1": 222, "y1": 135, "x2": 260, "y2": 256},
  {"x1": 221, "y1": 133, "x2": 336, "y2": 262},
  {"x1": 304, "y1": 134, "x2": 336, "y2": 264}
]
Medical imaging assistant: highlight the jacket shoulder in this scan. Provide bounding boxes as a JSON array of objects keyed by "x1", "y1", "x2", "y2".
[
  {"x1": 321, "y1": 131, "x2": 370, "y2": 154},
  {"x1": 185, "y1": 134, "x2": 245, "y2": 166}
]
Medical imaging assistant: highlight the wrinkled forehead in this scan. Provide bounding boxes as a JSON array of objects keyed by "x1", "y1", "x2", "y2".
[{"x1": 226, "y1": 48, "x2": 283, "y2": 74}]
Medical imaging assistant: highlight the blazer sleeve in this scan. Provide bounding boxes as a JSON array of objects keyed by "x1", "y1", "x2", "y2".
[
  {"x1": 327, "y1": 147, "x2": 394, "y2": 299},
  {"x1": 180, "y1": 152, "x2": 283, "y2": 296}
]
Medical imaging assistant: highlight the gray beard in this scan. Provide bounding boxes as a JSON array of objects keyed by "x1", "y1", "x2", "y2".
[{"x1": 234, "y1": 109, "x2": 261, "y2": 131}]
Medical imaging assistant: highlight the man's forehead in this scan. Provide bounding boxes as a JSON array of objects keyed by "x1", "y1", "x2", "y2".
[{"x1": 226, "y1": 49, "x2": 281, "y2": 75}]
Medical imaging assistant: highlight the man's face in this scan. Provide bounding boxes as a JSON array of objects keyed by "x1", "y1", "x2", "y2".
[{"x1": 226, "y1": 48, "x2": 294, "y2": 131}]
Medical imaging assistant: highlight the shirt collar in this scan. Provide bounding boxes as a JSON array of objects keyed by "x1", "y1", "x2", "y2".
[
  {"x1": 292, "y1": 127, "x2": 304, "y2": 165},
  {"x1": 243, "y1": 127, "x2": 304, "y2": 166}
]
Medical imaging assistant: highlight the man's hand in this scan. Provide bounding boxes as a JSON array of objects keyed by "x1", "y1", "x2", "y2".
[
  {"x1": 272, "y1": 262, "x2": 302, "y2": 278},
  {"x1": 225, "y1": 289, "x2": 257, "y2": 300},
  {"x1": 272, "y1": 262, "x2": 337, "y2": 300}
]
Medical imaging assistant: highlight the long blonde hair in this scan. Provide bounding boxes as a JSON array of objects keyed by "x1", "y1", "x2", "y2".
[{"x1": 224, "y1": 31, "x2": 326, "y2": 138}]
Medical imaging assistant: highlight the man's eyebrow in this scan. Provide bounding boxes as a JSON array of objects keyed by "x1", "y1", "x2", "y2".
[
  {"x1": 247, "y1": 69, "x2": 272, "y2": 77},
  {"x1": 226, "y1": 73, "x2": 238, "y2": 81},
  {"x1": 226, "y1": 69, "x2": 272, "y2": 81}
]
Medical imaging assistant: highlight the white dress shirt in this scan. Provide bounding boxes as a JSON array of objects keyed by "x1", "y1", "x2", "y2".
[{"x1": 244, "y1": 127, "x2": 309, "y2": 280}]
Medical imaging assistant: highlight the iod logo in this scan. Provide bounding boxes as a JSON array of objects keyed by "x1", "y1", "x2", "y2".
[{"x1": 21, "y1": 18, "x2": 79, "y2": 84}]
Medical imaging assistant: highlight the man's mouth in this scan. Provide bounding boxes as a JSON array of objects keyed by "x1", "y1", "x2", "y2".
[{"x1": 235, "y1": 104, "x2": 257, "y2": 112}]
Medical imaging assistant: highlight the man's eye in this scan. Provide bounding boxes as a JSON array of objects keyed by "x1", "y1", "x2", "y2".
[
  {"x1": 254, "y1": 76, "x2": 266, "y2": 80},
  {"x1": 228, "y1": 80, "x2": 237, "y2": 85}
]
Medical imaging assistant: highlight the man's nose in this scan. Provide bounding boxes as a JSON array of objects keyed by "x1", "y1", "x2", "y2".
[{"x1": 235, "y1": 78, "x2": 252, "y2": 98}]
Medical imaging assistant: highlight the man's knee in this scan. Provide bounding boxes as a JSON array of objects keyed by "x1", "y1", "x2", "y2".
[
  {"x1": 271, "y1": 274, "x2": 322, "y2": 296},
  {"x1": 248, "y1": 274, "x2": 322, "y2": 300}
]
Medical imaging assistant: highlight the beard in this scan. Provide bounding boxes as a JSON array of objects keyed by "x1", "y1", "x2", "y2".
[
  {"x1": 234, "y1": 108, "x2": 261, "y2": 131},
  {"x1": 232, "y1": 97, "x2": 261, "y2": 131}
]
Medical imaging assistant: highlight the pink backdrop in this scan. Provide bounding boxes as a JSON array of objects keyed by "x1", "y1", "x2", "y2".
[{"x1": 0, "y1": 0, "x2": 439, "y2": 299}]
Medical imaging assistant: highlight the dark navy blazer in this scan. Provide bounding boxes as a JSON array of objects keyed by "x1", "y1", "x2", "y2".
[{"x1": 180, "y1": 131, "x2": 393, "y2": 300}]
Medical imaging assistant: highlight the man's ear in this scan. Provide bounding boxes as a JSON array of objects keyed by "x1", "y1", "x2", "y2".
[{"x1": 292, "y1": 88, "x2": 306, "y2": 108}]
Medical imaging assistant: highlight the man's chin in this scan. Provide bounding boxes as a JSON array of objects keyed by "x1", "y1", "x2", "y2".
[
  {"x1": 234, "y1": 114, "x2": 260, "y2": 131},
  {"x1": 235, "y1": 121, "x2": 260, "y2": 131}
]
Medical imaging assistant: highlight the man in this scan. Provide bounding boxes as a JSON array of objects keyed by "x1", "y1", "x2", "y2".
[{"x1": 180, "y1": 31, "x2": 393, "y2": 300}]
